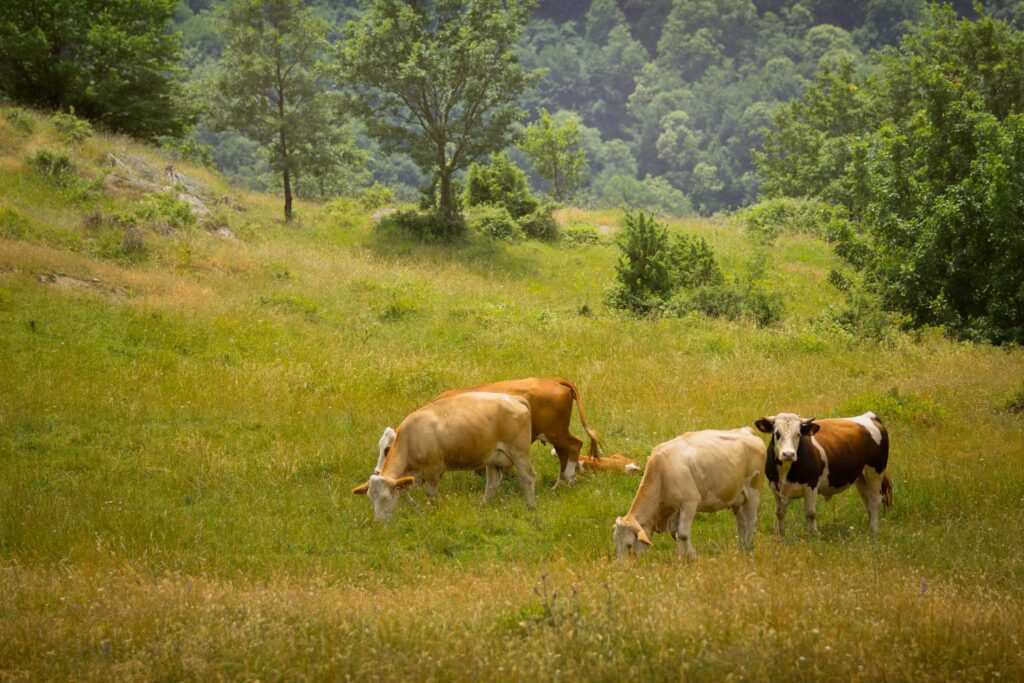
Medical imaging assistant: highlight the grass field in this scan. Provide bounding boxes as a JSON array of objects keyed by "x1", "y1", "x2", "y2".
[{"x1": 2, "y1": 107, "x2": 1023, "y2": 680}]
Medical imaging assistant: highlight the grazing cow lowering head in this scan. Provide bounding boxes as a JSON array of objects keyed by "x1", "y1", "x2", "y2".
[
  {"x1": 352, "y1": 474, "x2": 415, "y2": 521},
  {"x1": 755, "y1": 413, "x2": 819, "y2": 464},
  {"x1": 613, "y1": 516, "x2": 652, "y2": 559},
  {"x1": 375, "y1": 427, "x2": 396, "y2": 475}
]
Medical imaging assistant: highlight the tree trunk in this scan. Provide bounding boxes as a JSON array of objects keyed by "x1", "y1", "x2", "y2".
[
  {"x1": 438, "y1": 169, "x2": 455, "y2": 221},
  {"x1": 283, "y1": 167, "x2": 293, "y2": 221}
]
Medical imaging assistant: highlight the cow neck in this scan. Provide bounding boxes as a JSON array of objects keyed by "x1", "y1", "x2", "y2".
[
  {"x1": 379, "y1": 430, "x2": 409, "y2": 478},
  {"x1": 626, "y1": 477, "x2": 661, "y2": 538}
]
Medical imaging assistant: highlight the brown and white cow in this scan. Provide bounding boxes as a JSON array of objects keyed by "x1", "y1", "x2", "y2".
[
  {"x1": 754, "y1": 412, "x2": 892, "y2": 535},
  {"x1": 375, "y1": 377, "x2": 602, "y2": 484},
  {"x1": 614, "y1": 428, "x2": 766, "y2": 561},
  {"x1": 354, "y1": 392, "x2": 534, "y2": 521}
]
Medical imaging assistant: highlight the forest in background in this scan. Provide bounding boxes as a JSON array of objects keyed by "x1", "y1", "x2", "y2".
[{"x1": 173, "y1": 0, "x2": 1024, "y2": 212}]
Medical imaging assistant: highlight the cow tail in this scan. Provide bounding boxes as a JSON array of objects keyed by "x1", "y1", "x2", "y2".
[
  {"x1": 559, "y1": 379, "x2": 604, "y2": 458},
  {"x1": 881, "y1": 473, "x2": 893, "y2": 510}
]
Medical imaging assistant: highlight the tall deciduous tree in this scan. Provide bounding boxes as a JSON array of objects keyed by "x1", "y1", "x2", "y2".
[
  {"x1": 0, "y1": 0, "x2": 189, "y2": 140},
  {"x1": 340, "y1": 0, "x2": 537, "y2": 225},
  {"x1": 519, "y1": 108, "x2": 588, "y2": 201},
  {"x1": 210, "y1": 0, "x2": 338, "y2": 221}
]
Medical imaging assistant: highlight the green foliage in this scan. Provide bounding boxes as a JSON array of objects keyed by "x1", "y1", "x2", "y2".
[
  {"x1": 738, "y1": 197, "x2": 849, "y2": 242},
  {"x1": 520, "y1": 108, "x2": 588, "y2": 201},
  {"x1": 518, "y1": 203, "x2": 560, "y2": 242},
  {"x1": 464, "y1": 153, "x2": 538, "y2": 219},
  {"x1": 670, "y1": 232, "x2": 723, "y2": 289},
  {"x1": 669, "y1": 253, "x2": 784, "y2": 328},
  {"x1": 3, "y1": 107, "x2": 34, "y2": 134},
  {"x1": 89, "y1": 214, "x2": 148, "y2": 262},
  {"x1": 0, "y1": 0, "x2": 190, "y2": 140},
  {"x1": 607, "y1": 211, "x2": 675, "y2": 313},
  {"x1": 209, "y1": 0, "x2": 339, "y2": 220},
  {"x1": 377, "y1": 210, "x2": 466, "y2": 242},
  {"x1": 1000, "y1": 384, "x2": 1024, "y2": 414},
  {"x1": 340, "y1": 0, "x2": 538, "y2": 220},
  {"x1": 0, "y1": 205, "x2": 30, "y2": 238},
  {"x1": 760, "y1": 6, "x2": 1024, "y2": 343},
  {"x1": 467, "y1": 204, "x2": 524, "y2": 242},
  {"x1": 562, "y1": 223, "x2": 600, "y2": 246},
  {"x1": 139, "y1": 192, "x2": 197, "y2": 231},
  {"x1": 596, "y1": 174, "x2": 693, "y2": 217},
  {"x1": 29, "y1": 149, "x2": 76, "y2": 187},
  {"x1": 51, "y1": 109, "x2": 93, "y2": 144}
]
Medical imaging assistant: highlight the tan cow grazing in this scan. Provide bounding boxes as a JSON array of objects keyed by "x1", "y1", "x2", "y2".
[
  {"x1": 614, "y1": 428, "x2": 766, "y2": 561},
  {"x1": 754, "y1": 412, "x2": 892, "y2": 535},
  {"x1": 375, "y1": 377, "x2": 602, "y2": 484},
  {"x1": 354, "y1": 392, "x2": 535, "y2": 521}
]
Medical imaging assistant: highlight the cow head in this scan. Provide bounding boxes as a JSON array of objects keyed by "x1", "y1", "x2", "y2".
[
  {"x1": 613, "y1": 515, "x2": 652, "y2": 559},
  {"x1": 375, "y1": 427, "x2": 396, "y2": 475},
  {"x1": 352, "y1": 474, "x2": 415, "y2": 521},
  {"x1": 755, "y1": 413, "x2": 819, "y2": 464}
]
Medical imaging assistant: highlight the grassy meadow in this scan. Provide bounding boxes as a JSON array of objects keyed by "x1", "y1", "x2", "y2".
[{"x1": 1, "y1": 107, "x2": 1023, "y2": 680}]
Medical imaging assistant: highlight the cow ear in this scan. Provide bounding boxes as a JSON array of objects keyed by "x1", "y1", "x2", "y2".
[
  {"x1": 393, "y1": 476, "x2": 416, "y2": 490},
  {"x1": 352, "y1": 482, "x2": 370, "y2": 495},
  {"x1": 637, "y1": 528, "x2": 653, "y2": 546},
  {"x1": 755, "y1": 417, "x2": 774, "y2": 434},
  {"x1": 800, "y1": 418, "x2": 820, "y2": 436}
]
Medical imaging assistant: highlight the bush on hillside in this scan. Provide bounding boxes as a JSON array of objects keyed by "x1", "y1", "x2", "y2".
[
  {"x1": 562, "y1": 223, "x2": 600, "y2": 246},
  {"x1": 463, "y1": 152, "x2": 538, "y2": 219},
  {"x1": 738, "y1": 197, "x2": 849, "y2": 243},
  {"x1": 607, "y1": 211, "x2": 675, "y2": 313},
  {"x1": 139, "y1": 192, "x2": 196, "y2": 231},
  {"x1": 3, "y1": 107, "x2": 34, "y2": 133},
  {"x1": 468, "y1": 204, "x2": 523, "y2": 242},
  {"x1": 378, "y1": 209, "x2": 466, "y2": 241},
  {"x1": 29, "y1": 148, "x2": 76, "y2": 187},
  {"x1": 519, "y1": 203, "x2": 560, "y2": 242},
  {"x1": 51, "y1": 109, "x2": 92, "y2": 143}
]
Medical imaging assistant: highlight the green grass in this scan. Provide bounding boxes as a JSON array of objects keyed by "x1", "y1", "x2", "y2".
[{"x1": 1, "y1": 106, "x2": 1023, "y2": 680}]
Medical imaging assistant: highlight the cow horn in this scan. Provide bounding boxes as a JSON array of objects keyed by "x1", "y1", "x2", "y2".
[{"x1": 352, "y1": 482, "x2": 370, "y2": 495}]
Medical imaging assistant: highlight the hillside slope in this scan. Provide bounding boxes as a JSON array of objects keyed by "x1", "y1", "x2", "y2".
[{"x1": 1, "y1": 107, "x2": 1023, "y2": 680}]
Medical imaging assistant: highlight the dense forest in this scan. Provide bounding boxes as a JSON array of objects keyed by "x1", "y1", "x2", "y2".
[{"x1": 168, "y1": 0, "x2": 1024, "y2": 212}]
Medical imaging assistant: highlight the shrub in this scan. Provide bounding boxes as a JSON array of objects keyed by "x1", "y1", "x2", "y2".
[
  {"x1": 562, "y1": 224, "x2": 599, "y2": 246},
  {"x1": 139, "y1": 192, "x2": 196, "y2": 231},
  {"x1": 607, "y1": 212, "x2": 675, "y2": 314},
  {"x1": 738, "y1": 197, "x2": 848, "y2": 243},
  {"x1": 468, "y1": 204, "x2": 523, "y2": 242},
  {"x1": 671, "y1": 233, "x2": 723, "y2": 289},
  {"x1": 3, "y1": 107, "x2": 34, "y2": 133},
  {"x1": 29, "y1": 148, "x2": 76, "y2": 186},
  {"x1": 354, "y1": 183, "x2": 395, "y2": 211},
  {"x1": 90, "y1": 213, "x2": 147, "y2": 262},
  {"x1": 1000, "y1": 385, "x2": 1024, "y2": 414},
  {"x1": 51, "y1": 109, "x2": 93, "y2": 143},
  {"x1": 463, "y1": 152, "x2": 538, "y2": 219},
  {"x1": 377, "y1": 210, "x2": 465, "y2": 241},
  {"x1": 519, "y1": 203, "x2": 560, "y2": 242},
  {"x1": 0, "y1": 205, "x2": 31, "y2": 239}
]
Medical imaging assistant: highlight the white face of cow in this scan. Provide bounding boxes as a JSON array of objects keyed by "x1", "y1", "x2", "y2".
[
  {"x1": 755, "y1": 413, "x2": 820, "y2": 464},
  {"x1": 356, "y1": 474, "x2": 415, "y2": 521},
  {"x1": 375, "y1": 427, "x2": 396, "y2": 475},
  {"x1": 613, "y1": 517, "x2": 651, "y2": 560}
]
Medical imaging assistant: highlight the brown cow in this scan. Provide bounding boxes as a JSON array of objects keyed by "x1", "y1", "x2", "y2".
[
  {"x1": 354, "y1": 392, "x2": 534, "y2": 521},
  {"x1": 755, "y1": 412, "x2": 892, "y2": 535},
  {"x1": 375, "y1": 377, "x2": 602, "y2": 483}
]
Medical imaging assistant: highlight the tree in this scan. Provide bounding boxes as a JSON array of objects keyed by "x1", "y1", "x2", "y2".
[
  {"x1": 209, "y1": 0, "x2": 338, "y2": 221},
  {"x1": 0, "y1": 0, "x2": 189, "y2": 140},
  {"x1": 520, "y1": 109, "x2": 588, "y2": 201},
  {"x1": 340, "y1": 0, "x2": 537, "y2": 226}
]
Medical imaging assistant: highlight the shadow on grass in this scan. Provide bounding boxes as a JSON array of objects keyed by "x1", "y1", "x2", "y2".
[{"x1": 363, "y1": 221, "x2": 540, "y2": 282}]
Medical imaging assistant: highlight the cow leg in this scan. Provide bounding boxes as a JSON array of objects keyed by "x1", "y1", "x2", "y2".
[
  {"x1": 510, "y1": 449, "x2": 536, "y2": 511},
  {"x1": 483, "y1": 465, "x2": 504, "y2": 504},
  {"x1": 856, "y1": 470, "x2": 883, "y2": 533},
  {"x1": 675, "y1": 501, "x2": 699, "y2": 561},
  {"x1": 772, "y1": 486, "x2": 789, "y2": 537},
  {"x1": 550, "y1": 432, "x2": 583, "y2": 483},
  {"x1": 422, "y1": 475, "x2": 440, "y2": 500},
  {"x1": 804, "y1": 487, "x2": 819, "y2": 534},
  {"x1": 737, "y1": 486, "x2": 760, "y2": 550}
]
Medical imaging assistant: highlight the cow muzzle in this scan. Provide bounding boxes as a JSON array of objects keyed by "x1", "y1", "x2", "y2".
[{"x1": 779, "y1": 450, "x2": 797, "y2": 463}]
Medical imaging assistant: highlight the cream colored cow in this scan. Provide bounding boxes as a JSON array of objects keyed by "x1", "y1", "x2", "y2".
[
  {"x1": 354, "y1": 392, "x2": 534, "y2": 521},
  {"x1": 614, "y1": 428, "x2": 766, "y2": 560}
]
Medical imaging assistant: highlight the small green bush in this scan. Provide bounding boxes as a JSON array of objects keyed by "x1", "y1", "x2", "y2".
[
  {"x1": 562, "y1": 224, "x2": 599, "y2": 246},
  {"x1": 4, "y1": 108, "x2": 34, "y2": 133},
  {"x1": 519, "y1": 203, "x2": 560, "y2": 242},
  {"x1": 671, "y1": 233, "x2": 723, "y2": 289},
  {"x1": 0, "y1": 206, "x2": 31, "y2": 239},
  {"x1": 608, "y1": 212, "x2": 675, "y2": 313},
  {"x1": 739, "y1": 197, "x2": 848, "y2": 243},
  {"x1": 468, "y1": 204, "x2": 523, "y2": 242},
  {"x1": 355, "y1": 183, "x2": 395, "y2": 211},
  {"x1": 463, "y1": 153, "x2": 538, "y2": 219},
  {"x1": 52, "y1": 109, "x2": 93, "y2": 143},
  {"x1": 29, "y1": 148, "x2": 76, "y2": 187},
  {"x1": 139, "y1": 192, "x2": 196, "y2": 231},
  {"x1": 378, "y1": 210, "x2": 465, "y2": 241},
  {"x1": 90, "y1": 214, "x2": 147, "y2": 262},
  {"x1": 1000, "y1": 385, "x2": 1024, "y2": 414}
]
